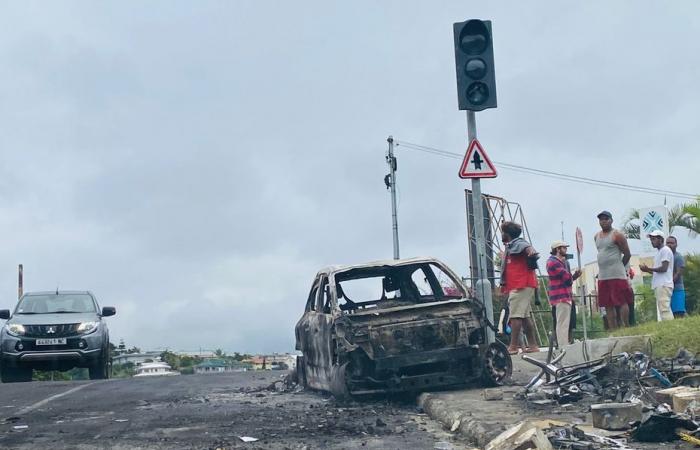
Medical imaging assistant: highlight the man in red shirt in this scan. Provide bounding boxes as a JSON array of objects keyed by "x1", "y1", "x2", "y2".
[{"x1": 500, "y1": 221, "x2": 540, "y2": 354}]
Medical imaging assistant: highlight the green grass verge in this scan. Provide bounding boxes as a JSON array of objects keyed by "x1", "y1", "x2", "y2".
[{"x1": 610, "y1": 314, "x2": 700, "y2": 357}]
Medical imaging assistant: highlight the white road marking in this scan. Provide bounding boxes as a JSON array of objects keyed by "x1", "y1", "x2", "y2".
[{"x1": 13, "y1": 382, "x2": 97, "y2": 417}]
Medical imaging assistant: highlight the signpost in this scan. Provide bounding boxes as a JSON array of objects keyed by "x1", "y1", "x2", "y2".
[{"x1": 575, "y1": 227, "x2": 588, "y2": 342}]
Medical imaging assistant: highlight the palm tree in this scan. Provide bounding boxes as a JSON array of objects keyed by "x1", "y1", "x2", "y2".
[
  {"x1": 682, "y1": 198, "x2": 700, "y2": 227},
  {"x1": 621, "y1": 204, "x2": 699, "y2": 239}
]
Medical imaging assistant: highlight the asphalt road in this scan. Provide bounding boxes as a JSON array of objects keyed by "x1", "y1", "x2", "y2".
[{"x1": 0, "y1": 371, "x2": 472, "y2": 450}]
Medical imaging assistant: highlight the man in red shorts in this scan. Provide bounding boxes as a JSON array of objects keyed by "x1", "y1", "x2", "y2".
[{"x1": 594, "y1": 211, "x2": 632, "y2": 329}]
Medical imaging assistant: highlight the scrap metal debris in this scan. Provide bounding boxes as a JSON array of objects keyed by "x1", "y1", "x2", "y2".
[
  {"x1": 546, "y1": 424, "x2": 632, "y2": 449},
  {"x1": 518, "y1": 346, "x2": 700, "y2": 445}
]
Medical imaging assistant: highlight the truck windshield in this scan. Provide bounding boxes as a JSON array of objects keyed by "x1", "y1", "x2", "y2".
[{"x1": 16, "y1": 294, "x2": 96, "y2": 314}]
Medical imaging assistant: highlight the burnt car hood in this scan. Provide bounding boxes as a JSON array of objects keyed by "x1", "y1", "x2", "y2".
[
  {"x1": 337, "y1": 299, "x2": 484, "y2": 360},
  {"x1": 342, "y1": 299, "x2": 480, "y2": 323}
]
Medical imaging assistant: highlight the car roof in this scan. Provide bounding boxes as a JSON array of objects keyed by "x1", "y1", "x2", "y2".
[
  {"x1": 316, "y1": 257, "x2": 446, "y2": 277},
  {"x1": 22, "y1": 291, "x2": 94, "y2": 296}
]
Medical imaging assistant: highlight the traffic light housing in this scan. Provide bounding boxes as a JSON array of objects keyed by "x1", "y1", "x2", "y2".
[{"x1": 453, "y1": 19, "x2": 497, "y2": 111}]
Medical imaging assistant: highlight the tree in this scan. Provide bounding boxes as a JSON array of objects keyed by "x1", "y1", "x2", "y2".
[
  {"x1": 622, "y1": 204, "x2": 699, "y2": 239},
  {"x1": 682, "y1": 198, "x2": 700, "y2": 229},
  {"x1": 683, "y1": 253, "x2": 700, "y2": 314},
  {"x1": 214, "y1": 348, "x2": 225, "y2": 357}
]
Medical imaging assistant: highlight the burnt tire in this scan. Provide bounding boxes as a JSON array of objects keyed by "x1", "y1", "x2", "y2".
[
  {"x1": 0, "y1": 366, "x2": 32, "y2": 383},
  {"x1": 329, "y1": 362, "x2": 351, "y2": 402},
  {"x1": 482, "y1": 341, "x2": 512, "y2": 386},
  {"x1": 89, "y1": 350, "x2": 110, "y2": 380}
]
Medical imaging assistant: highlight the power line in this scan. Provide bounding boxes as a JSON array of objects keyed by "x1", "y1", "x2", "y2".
[{"x1": 395, "y1": 140, "x2": 699, "y2": 200}]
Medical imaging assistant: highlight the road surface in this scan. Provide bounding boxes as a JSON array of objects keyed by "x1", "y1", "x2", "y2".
[{"x1": 0, "y1": 371, "x2": 471, "y2": 449}]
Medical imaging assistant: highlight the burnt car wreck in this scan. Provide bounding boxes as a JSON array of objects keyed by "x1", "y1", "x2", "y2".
[{"x1": 294, "y1": 257, "x2": 511, "y2": 399}]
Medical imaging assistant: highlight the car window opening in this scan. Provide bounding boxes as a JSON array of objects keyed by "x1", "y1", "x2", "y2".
[{"x1": 334, "y1": 263, "x2": 465, "y2": 313}]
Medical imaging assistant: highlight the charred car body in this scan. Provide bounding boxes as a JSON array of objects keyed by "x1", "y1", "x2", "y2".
[{"x1": 294, "y1": 257, "x2": 511, "y2": 398}]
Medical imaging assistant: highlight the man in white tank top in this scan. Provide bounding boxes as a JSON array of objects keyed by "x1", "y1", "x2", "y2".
[{"x1": 594, "y1": 211, "x2": 632, "y2": 330}]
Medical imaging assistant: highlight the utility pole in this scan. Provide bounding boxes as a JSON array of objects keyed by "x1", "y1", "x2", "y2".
[
  {"x1": 385, "y1": 136, "x2": 400, "y2": 260},
  {"x1": 18, "y1": 264, "x2": 23, "y2": 300},
  {"x1": 561, "y1": 221, "x2": 565, "y2": 241},
  {"x1": 466, "y1": 113, "x2": 495, "y2": 343}
]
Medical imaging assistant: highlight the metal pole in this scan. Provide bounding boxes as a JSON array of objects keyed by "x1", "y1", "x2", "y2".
[
  {"x1": 387, "y1": 136, "x2": 400, "y2": 260},
  {"x1": 467, "y1": 112, "x2": 495, "y2": 343},
  {"x1": 18, "y1": 264, "x2": 23, "y2": 300},
  {"x1": 576, "y1": 249, "x2": 588, "y2": 341}
]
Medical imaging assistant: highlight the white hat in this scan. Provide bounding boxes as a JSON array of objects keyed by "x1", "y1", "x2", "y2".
[
  {"x1": 550, "y1": 240, "x2": 569, "y2": 250},
  {"x1": 647, "y1": 230, "x2": 665, "y2": 238}
]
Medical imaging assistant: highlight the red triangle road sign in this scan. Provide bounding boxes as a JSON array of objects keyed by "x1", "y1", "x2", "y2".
[{"x1": 458, "y1": 139, "x2": 497, "y2": 179}]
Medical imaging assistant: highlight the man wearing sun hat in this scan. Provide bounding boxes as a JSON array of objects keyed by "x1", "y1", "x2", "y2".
[
  {"x1": 640, "y1": 230, "x2": 675, "y2": 321},
  {"x1": 546, "y1": 240, "x2": 582, "y2": 348}
]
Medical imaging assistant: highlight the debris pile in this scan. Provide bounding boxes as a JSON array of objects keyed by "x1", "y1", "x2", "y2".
[{"x1": 517, "y1": 347, "x2": 700, "y2": 447}]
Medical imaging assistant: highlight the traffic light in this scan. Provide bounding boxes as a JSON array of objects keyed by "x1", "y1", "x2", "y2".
[{"x1": 453, "y1": 19, "x2": 497, "y2": 111}]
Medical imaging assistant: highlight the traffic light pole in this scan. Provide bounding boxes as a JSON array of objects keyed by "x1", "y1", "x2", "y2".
[{"x1": 467, "y1": 111, "x2": 495, "y2": 344}]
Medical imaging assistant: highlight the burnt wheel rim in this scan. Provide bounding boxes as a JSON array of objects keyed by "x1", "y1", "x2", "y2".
[{"x1": 484, "y1": 342, "x2": 512, "y2": 385}]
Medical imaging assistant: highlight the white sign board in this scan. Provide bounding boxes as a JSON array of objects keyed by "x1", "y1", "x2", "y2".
[{"x1": 638, "y1": 205, "x2": 669, "y2": 254}]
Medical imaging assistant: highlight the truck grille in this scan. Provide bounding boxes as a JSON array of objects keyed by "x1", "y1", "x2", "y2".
[{"x1": 24, "y1": 324, "x2": 80, "y2": 338}]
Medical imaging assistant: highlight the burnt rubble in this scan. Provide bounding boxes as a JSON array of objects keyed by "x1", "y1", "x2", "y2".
[{"x1": 517, "y1": 346, "x2": 700, "y2": 447}]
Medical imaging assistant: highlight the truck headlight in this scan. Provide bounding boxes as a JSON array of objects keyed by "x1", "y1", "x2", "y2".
[
  {"x1": 7, "y1": 324, "x2": 26, "y2": 336},
  {"x1": 77, "y1": 322, "x2": 99, "y2": 334}
]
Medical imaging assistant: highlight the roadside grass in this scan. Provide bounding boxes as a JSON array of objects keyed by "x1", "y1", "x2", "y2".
[{"x1": 610, "y1": 314, "x2": 700, "y2": 357}]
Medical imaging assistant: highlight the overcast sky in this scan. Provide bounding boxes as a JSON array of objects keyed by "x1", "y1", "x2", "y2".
[{"x1": 1, "y1": 2, "x2": 698, "y2": 354}]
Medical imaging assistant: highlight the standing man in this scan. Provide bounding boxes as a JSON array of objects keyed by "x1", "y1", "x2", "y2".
[
  {"x1": 666, "y1": 236, "x2": 686, "y2": 318},
  {"x1": 547, "y1": 241, "x2": 582, "y2": 348},
  {"x1": 500, "y1": 221, "x2": 539, "y2": 354},
  {"x1": 594, "y1": 211, "x2": 632, "y2": 329},
  {"x1": 641, "y1": 231, "x2": 675, "y2": 321}
]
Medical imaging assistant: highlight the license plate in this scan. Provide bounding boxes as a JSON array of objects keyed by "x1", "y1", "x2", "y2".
[{"x1": 36, "y1": 338, "x2": 67, "y2": 345}]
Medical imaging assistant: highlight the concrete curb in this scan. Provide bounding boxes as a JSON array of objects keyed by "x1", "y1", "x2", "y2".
[
  {"x1": 417, "y1": 392, "x2": 502, "y2": 448},
  {"x1": 415, "y1": 335, "x2": 655, "y2": 448}
]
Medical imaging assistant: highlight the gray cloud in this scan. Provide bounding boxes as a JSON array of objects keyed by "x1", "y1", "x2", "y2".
[{"x1": 0, "y1": 1, "x2": 698, "y2": 352}]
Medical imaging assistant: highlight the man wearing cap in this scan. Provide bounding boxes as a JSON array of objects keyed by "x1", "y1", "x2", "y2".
[
  {"x1": 594, "y1": 211, "x2": 632, "y2": 329},
  {"x1": 547, "y1": 241, "x2": 582, "y2": 348},
  {"x1": 500, "y1": 221, "x2": 540, "y2": 354},
  {"x1": 640, "y1": 230, "x2": 675, "y2": 321}
]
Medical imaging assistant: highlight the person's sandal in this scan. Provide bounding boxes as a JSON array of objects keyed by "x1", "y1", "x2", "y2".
[
  {"x1": 524, "y1": 347, "x2": 540, "y2": 353},
  {"x1": 507, "y1": 347, "x2": 520, "y2": 355}
]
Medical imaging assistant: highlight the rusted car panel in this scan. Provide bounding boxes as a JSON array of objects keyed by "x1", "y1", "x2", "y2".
[{"x1": 294, "y1": 257, "x2": 511, "y2": 398}]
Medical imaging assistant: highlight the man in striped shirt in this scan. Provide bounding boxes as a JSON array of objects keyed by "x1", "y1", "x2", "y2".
[{"x1": 547, "y1": 241, "x2": 582, "y2": 348}]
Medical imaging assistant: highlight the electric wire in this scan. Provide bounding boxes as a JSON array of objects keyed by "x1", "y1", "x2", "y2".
[{"x1": 395, "y1": 140, "x2": 699, "y2": 200}]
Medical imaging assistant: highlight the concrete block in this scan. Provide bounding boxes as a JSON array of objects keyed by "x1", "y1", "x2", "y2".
[
  {"x1": 591, "y1": 402, "x2": 643, "y2": 430},
  {"x1": 483, "y1": 388, "x2": 504, "y2": 400},
  {"x1": 673, "y1": 391, "x2": 700, "y2": 413},
  {"x1": 561, "y1": 335, "x2": 652, "y2": 365},
  {"x1": 485, "y1": 421, "x2": 553, "y2": 450},
  {"x1": 656, "y1": 386, "x2": 697, "y2": 405}
]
